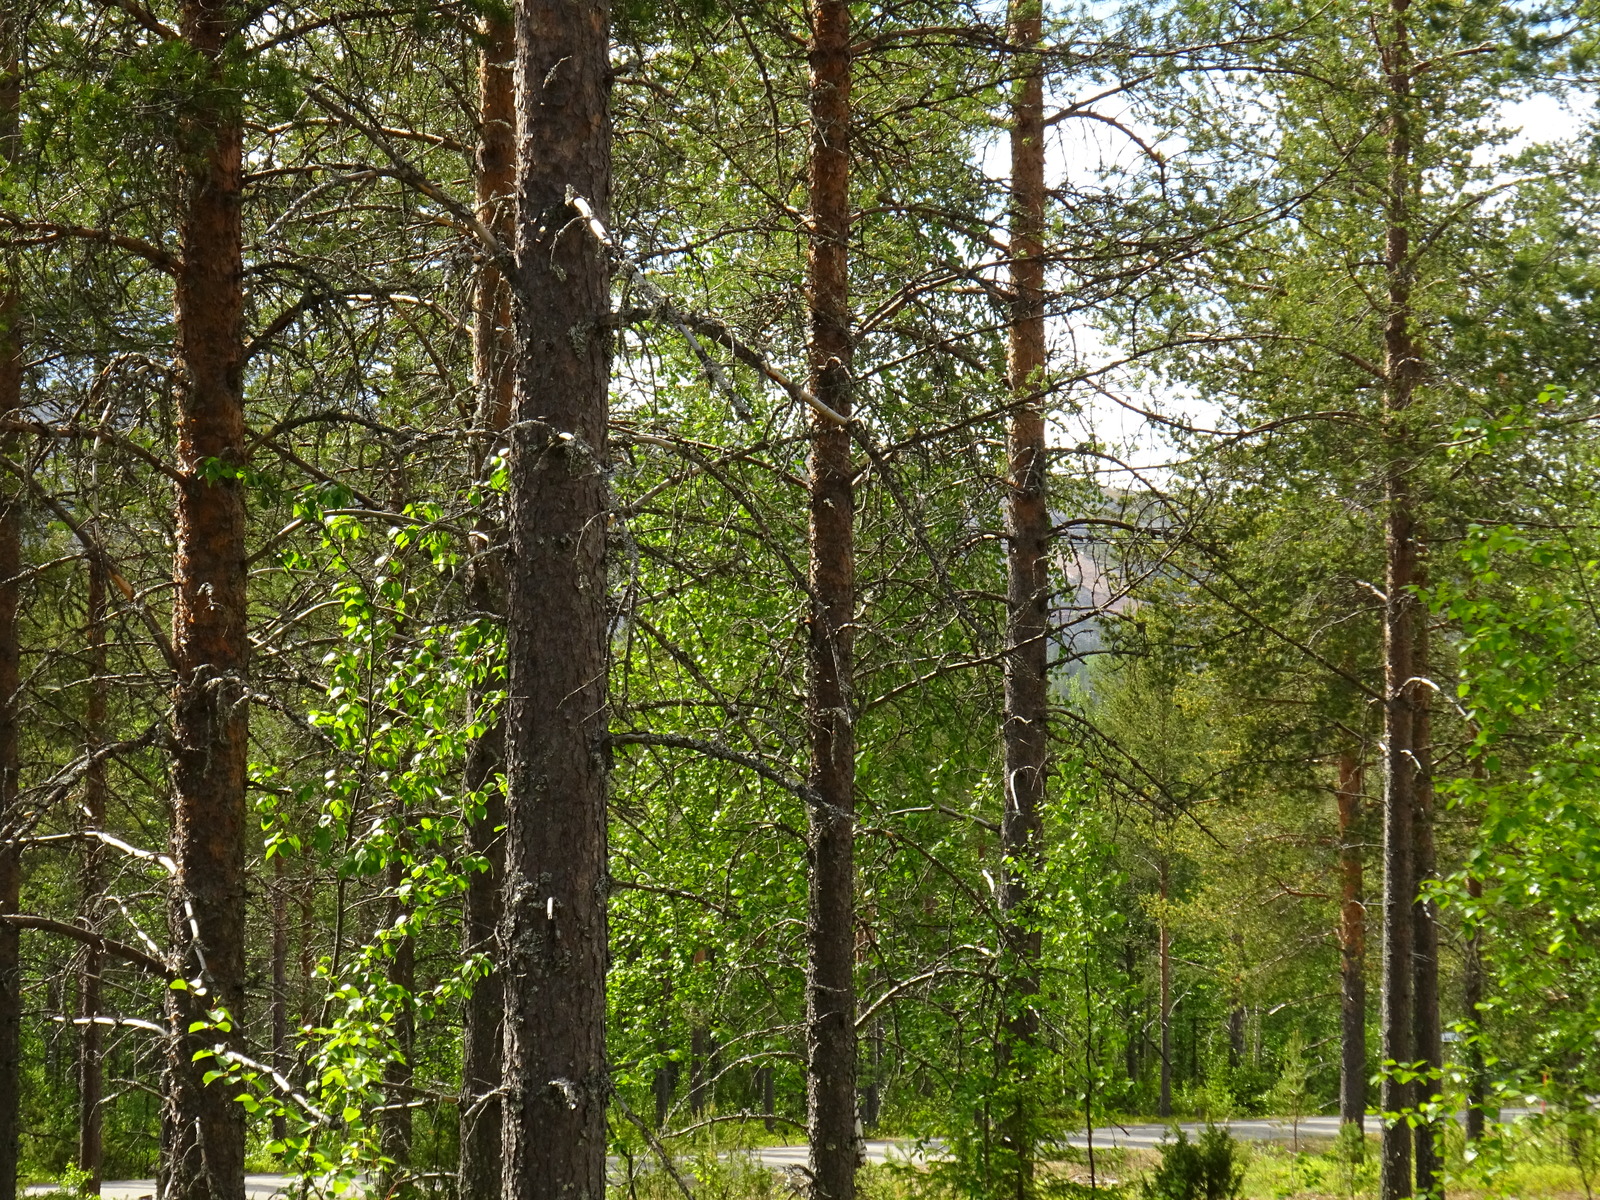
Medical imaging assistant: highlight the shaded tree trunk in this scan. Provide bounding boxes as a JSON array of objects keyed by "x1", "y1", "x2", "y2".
[
  {"x1": 459, "y1": 48, "x2": 517, "y2": 1200},
  {"x1": 761, "y1": 1065, "x2": 775, "y2": 1133},
  {"x1": 80, "y1": 555, "x2": 109, "y2": 1194},
  {"x1": 1000, "y1": 2, "x2": 1048, "y2": 1194},
  {"x1": 653, "y1": 969, "x2": 673, "y2": 1128},
  {"x1": 861, "y1": 1016, "x2": 883, "y2": 1131},
  {"x1": 1337, "y1": 752, "x2": 1367, "y2": 1131},
  {"x1": 270, "y1": 854, "x2": 287, "y2": 1146},
  {"x1": 458, "y1": 0, "x2": 514, "y2": 1158},
  {"x1": 691, "y1": 1022, "x2": 710, "y2": 1118},
  {"x1": 500, "y1": 3, "x2": 612, "y2": 1199},
  {"x1": 0, "y1": 8, "x2": 21, "y2": 1191},
  {"x1": 164, "y1": 0, "x2": 250, "y2": 1194},
  {"x1": 1463, "y1": 874, "x2": 1486, "y2": 1142},
  {"x1": 380, "y1": 858, "x2": 415, "y2": 1184},
  {"x1": 1412, "y1": 616, "x2": 1442, "y2": 1199},
  {"x1": 804, "y1": 6, "x2": 859, "y2": 1200},
  {"x1": 1377, "y1": 2, "x2": 1420, "y2": 1187},
  {"x1": 1158, "y1": 864, "x2": 1172, "y2": 1119}
]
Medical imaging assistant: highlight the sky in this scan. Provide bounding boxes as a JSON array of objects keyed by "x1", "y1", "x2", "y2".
[{"x1": 977, "y1": 75, "x2": 1598, "y2": 487}]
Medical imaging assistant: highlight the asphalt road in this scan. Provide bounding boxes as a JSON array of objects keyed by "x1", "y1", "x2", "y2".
[{"x1": 28, "y1": 1110, "x2": 1539, "y2": 1198}]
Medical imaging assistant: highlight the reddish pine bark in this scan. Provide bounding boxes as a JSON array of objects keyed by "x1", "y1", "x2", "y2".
[
  {"x1": 1000, "y1": 2, "x2": 1049, "y2": 1193},
  {"x1": 500, "y1": 2, "x2": 612, "y2": 1198},
  {"x1": 458, "y1": 14, "x2": 515, "y2": 1198},
  {"x1": 804, "y1": 5, "x2": 859, "y2": 1199},
  {"x1": 165, "y1": 0, "x2": 250, "y2": 1194}
]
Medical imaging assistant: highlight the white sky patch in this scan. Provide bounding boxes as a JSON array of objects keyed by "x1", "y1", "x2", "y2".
[{"x1": 1031, "y1": 83, "x2": 1593, "y2": 486}]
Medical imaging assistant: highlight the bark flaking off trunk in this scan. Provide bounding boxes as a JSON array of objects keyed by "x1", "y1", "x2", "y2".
[
  {"x1": 1337, "y1": 752, "x2": 1368, "y2": 1131},
  {"x1": 499, "y1": 3, "x2": 611, "y2": 1199},
  {"x1": 166, "y1": 0, "x2": 249, "y2": 1195},
  {"x1": 804, "y1": 5, "x2": 858, "y2": 1200}
]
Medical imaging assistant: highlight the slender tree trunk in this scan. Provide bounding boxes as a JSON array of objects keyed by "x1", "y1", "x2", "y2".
[
  {"x1": 1463, "y1": 874, "x2": 1485, "y2": 1142},
  {"x1": 1337, "y1": 752, "x2": 1368, "y2": 1131},
  {"x1": 0, "y1": 9, "x2": 21, "y2": 1191},
  {"x1": 1000, "y1": 2, "x2": 1048, "y2": 1193},
  {"x1": 500, "y1": 3, "x2": 612, "y2": 1198},
  {"x1": 653, "y1": 969, "x2": 673, "y2": 1128},
  {"x1": 164, "y1": 0, "x2": 250, "y2": 1194},
  {"x1": 459, "y1": 34, "x2": 513, "y2": 1169},
  {"x1": 1158, "y1": 863, "x2": 1172, "y2": 1119},
  {"x1": 80, "y1": 555, "x2": 109, "y2": 1194},
  {"x1": 270, "y1": 854, "x2": 288, "y2": 1146},
  {"x1": 1124, "y1": 945, "x2": 1138, "y2": 1084},
  {"x1": 804, "y1": 5, "x2": 859, "y2": 1199},
  {"x1": 381, "y1": 858, "x2": 415, "y2": 1184},
  {"x1": 1412, "y1": 615, "x2": 1442, "y2": 1199},
  {"x1": 862, "y1": 1016, "x2": 883, "y2": 1131},
  {"x1": 691, "y1": 1022, "x2": 710, "y2": 1118},
  {"x1": 1227, "y1": 930, "x2": 1245, "y2": 1073},
  {"x1": 1378, "y1": 5, "x2": 1419, "y2": 1189},
  {"x1": 762, "y1": 1065, "x2": 776, "y2": 1133}
]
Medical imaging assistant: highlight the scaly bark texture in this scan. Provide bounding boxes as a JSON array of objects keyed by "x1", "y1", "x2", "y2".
[
  {"x1": 1000, "y1": 4, "x2": 1048, "y2": 1194},
  {"x1": 1377, "y1": 4, "x2": 1419, "y2": 1190},
  {"x1": 80, "y1": 555, "x2": 109, "y2": 1193},
  {"x1": 1412, "y1": 616, "x2": 1442, "y2": 1199},
  {"x1": 804, "y1": 5, "x2": 859, "y2": 1199},
  {"x1": 1336, "y1": 753, "x2": 1367, "y2": 1131},
  {"x1": 458, "y1": 14, "x2": 514, "y2": 1195},
  {"x1": 500, "y1": 3, "x2": 611, "y2": 1199},
  {"x1": 166, "y1": 0, "x2": 249, "y2": 1194},
  {"x1": 0, "y1": 9, "x2": 21, "y2": 1190}
]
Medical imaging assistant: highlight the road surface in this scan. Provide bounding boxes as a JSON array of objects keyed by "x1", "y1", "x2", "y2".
[{"x1": 28, "y1": 1110, "x2": 1537, "y2": 1198}]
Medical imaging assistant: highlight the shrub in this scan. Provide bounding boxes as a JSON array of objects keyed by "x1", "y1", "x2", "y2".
[{"x1": 1139, "y1": 1125, "x2": 1245, "y2": 1200}]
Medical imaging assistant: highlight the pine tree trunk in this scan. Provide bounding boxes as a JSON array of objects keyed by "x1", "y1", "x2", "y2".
[
  {"x1": 457, "y1": 10, "x2": 513, "y2": 1184},
  {"x1": 0, "y1": 8, "x2": 21, "y2": 1190},
  {"x1": 1337, "y1": 752, "x2": 1367, "y2": 1131},
  {"x1": 80, "y1": 555, "x2": 109, "y2": 1194},
  {"x1": 165, "y1": 0, "x2": 250, "y2": 1194},
  {"x1": 1412, "y1": 616, "x2": 1442, "y2": 1198},
  {"x1": 270, "y1": 854, "x2": 287, "y2": 1146},
  {"x1": 691, "y1": 1022, "x2": 710, "y2": 1117},
  {"x1": 500, "y1": 3, "x2": 612, "y2": 1198},
  {"x1": 1158, "y1": 865, "x2": 1172, "y2": 1119},
  {"x1": 1377, "y1": 2, "x2": 1419, "y2": 1187},
  {"x1": 380, "y1": 858, "x2": 415, "y2": 1184},
  {"x1": 1000, "y1": 2, "x2": 1048, "y2": 1193},
  {"x1": 1463, "y1": 874, "x2": 1485, "y2": 1142},
  {"x1": 804, "y1": 5, "x2": 859, "y2": 1198}
]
